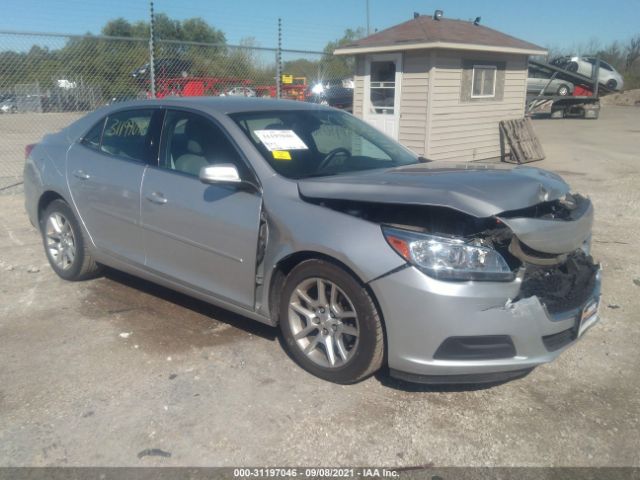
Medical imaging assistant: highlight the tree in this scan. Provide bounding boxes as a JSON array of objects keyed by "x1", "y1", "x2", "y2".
[
  {"x1": 323, "y1": 28, "x2": 366, "y2": 56},
  {"x1": 100, "y1": 14, "x2": 226, "y2": 45},
  {"x1": 102, "y1": 18, "x2": 134, "y2": 37},
  {"x1": 320, "y1": 28, "x2": 366, "y2": 81},
  {"x1": 625, "y1": 35, "x2": 640, "y2": 71}
]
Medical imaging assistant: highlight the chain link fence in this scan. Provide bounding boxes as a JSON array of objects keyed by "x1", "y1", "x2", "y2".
[{"x1": 0, "y1": 30, "x2": 355, "y2": 190}]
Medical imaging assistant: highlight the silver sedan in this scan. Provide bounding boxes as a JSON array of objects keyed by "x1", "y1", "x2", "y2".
[{"x1": 24, "y1": 98, "x2": 601, "y2": 384}]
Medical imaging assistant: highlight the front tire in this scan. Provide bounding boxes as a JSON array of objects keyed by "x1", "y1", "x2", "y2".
[
  {"x1": 606, "y1": 79, "x2": 617, "y2": 90},
  {"x1": 279, "y1": 259, "x2": 384, "y2": 384},
  {"x1": 41, "y1": 199, "x2": 102, "y2": 281}
]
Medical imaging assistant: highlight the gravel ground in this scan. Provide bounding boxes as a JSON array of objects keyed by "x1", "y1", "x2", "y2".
[
  {"x1": 0, "y1": 106, "x2": 639, "y2": 467},
  {"x1": 0, "y1": 112, "x2": 82, "y2": 189}
]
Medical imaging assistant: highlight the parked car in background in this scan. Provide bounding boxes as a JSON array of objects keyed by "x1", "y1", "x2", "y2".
[
  {"x1": 221, "y1": 86, "x2": 256, "y2": 97},
  {"x1": 306, "y1": 86, "x2": 353, "y2": 112},
  {"x1": 131, "y1": 58, "x2": 193, "y2": 82},
  {"x1": 551, "y1": 56, "x2": 624, "y2": 90},
  {"x1": 527, "y1": 71, "x2": 574, "y2": 96},
  {"x1": 24, "y1": 97, "x2": 601, "y2": 385},
  {"x1": 0, "y1": 94, "x2": 17, "y2": 113},
  {"x1": 106, "y1": 95, "x2": 143, "y2": 106}
]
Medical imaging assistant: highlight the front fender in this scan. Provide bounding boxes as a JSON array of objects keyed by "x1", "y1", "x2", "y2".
[{"x1": 257, "y1": 179, "x2": 405, "y2": 319}]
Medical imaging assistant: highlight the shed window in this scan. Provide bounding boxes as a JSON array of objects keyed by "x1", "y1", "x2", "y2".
[{"x1": 471, "y1": 65, "x2": 497, "y2": 98}]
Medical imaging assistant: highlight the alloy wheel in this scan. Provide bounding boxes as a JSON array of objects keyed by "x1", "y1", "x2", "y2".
[
  {"x1": 287, "y1": 277, "x2": 359, "y2": 368},
  {"x1": 45, "y1": 212, "x2": 76, "y2": 270}
]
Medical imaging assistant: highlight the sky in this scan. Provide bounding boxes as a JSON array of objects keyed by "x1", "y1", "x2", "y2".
[{"x1": 0, "y1": 0, "x2": 639, "y2": 53}]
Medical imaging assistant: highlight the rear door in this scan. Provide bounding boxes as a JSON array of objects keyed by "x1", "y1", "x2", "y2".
[
  {"x1": 66, "y1": 108, "x2": 160, "y2": 264},
  {"x1": 140, "y1": 109, "x2": 262, "y2": 309},
  {"x1": 527, "y1": 71, "x2": 545, "y2": 93}
]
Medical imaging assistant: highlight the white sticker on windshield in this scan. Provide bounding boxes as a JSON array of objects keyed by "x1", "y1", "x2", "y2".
[{"x1": 254, "y1": 129, "x2": 308, "y2": 151}]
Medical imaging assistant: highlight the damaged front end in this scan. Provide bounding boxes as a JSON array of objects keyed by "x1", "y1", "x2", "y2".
[
  {"x1": 303, "y1": 191, "x2": 600, "y2": 319},
  {"x1": 295, "y1": 166, "x2": 601, "y2": 380},
  {"x1": 496, "y1": 193, "x2": 600, "y2": 316}
]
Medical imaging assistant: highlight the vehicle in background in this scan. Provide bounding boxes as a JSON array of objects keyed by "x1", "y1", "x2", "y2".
[
  {"x1": 221, "y1": 86, "x2": 257, "y2": 97},
  {"x1": 306, "y1": 86, "x2": 353, "y2": 112},
  {"x1": 0, "y1": 94, "x2": 17, "y2": 114},
  {"x1": 527, "y1": 71, "x2": 573, "y2": 96},
  {"x1": 131, "y1": 58, "x2": 193, "y2": 82},
  {"x1": 310, "y1": 78, "x2": 354, "y2": 95},
  {"x1": 106, "y1": 95, "x2": 143, "y2": 106},
  {"x1": 551, "y1": 56, "x2": 624, "y2": 91}
]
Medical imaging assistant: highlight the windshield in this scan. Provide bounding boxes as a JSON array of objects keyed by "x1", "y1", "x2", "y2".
[{"x1": 229, "y1": 109, "x2": 418, "y2": 179}]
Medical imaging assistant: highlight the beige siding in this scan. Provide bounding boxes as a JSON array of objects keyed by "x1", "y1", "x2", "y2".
[
  {"x1": 398, "y1": 52, "x2": 429, "y2": 155},
  {"x1": 350, "y1": 49, "x2": 528, "y2": 161},
  {"x1": 427, "y1": 50, "x2": 528, "y2": 161},
  {"x1": 352, "y1": 56, "x2": 365, "y2": 117}
]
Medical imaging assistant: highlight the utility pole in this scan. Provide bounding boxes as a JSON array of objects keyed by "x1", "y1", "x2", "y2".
[
  {"x1": 149, "y1": 0, "x2": 157, "y2": 98},
  {"x1": 366, "y1": 0, "x2": 370, "y2": 36},
  {"x1": 276, "y1": 17, "x2": 282, "y2": 99}
]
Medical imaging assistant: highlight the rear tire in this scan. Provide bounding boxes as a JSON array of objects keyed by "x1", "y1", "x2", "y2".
[
  {"x1": 41, "y1": 199, "x2": 102, "y2": 281},
  {"x1": 557, "y1": 84, "x2": 570, "y2": 96},
  {"x1": 567, "y1": 62, "x2": 579, "y2": 73},
  {"x1": 606, "y1": 79, "x2": 617, "y2": 90},
  {"x1": 279, "y1": 259, "x2": 384, "y2": 384}
]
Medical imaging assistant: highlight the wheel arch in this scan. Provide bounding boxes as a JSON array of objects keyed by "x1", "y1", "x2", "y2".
[
  {"x1": 37, "y1": 190, "x2": 68, "y2": 225},
  {"x1": 267, "y1": 250, "x2": 388, "y2": 354}
]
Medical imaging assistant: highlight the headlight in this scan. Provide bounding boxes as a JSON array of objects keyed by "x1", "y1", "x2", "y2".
[{"x1": 382, "y1": 226, "x2": 514, "y2": 281}]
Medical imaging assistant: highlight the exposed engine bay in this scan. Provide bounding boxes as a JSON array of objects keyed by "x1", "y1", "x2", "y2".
[{"x1": 304, "y1": 193, "x2": 599, "y2": 314}]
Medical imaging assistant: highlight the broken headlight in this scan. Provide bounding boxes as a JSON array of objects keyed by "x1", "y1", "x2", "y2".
[{"x1": 382, "y1": 226, "x2": 514, "y2": 281}]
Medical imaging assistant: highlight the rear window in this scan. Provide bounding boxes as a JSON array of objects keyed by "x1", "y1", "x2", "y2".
[
  {"x1": 101, "y1": 109, "x2": 154, "y2": 162},
  {"x1": 81, "y1": 118, "x2": 105, "y2": 150}
]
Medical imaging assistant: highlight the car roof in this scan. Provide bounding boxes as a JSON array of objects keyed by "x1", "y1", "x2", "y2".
[{"x1": 104, "y1": 96, "x2": 328, "y2": 115}]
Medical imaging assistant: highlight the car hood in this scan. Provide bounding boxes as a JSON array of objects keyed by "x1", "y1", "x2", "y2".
[{"x1": 297, "y1": 162, "x2": 570, "y2": 218}]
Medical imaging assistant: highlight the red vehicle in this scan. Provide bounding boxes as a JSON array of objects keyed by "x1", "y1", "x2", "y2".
[
  {"x1": 150, "y1": 76, "x2": 253, "y2": 99},
  {"x1": 146, "y1": 75, "x2": 309, "y2": 103}
]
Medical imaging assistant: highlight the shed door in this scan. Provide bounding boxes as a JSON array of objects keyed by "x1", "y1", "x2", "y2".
[{"x1": 364, "y1": 53, "x2": 402, "y2": 140}]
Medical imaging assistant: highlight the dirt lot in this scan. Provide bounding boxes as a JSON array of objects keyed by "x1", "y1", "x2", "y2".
[
  {"x1": 0, "y1": 106, "x2": 639, "y2": 467},
  {"x1": 0, "y1": 112, "x2": 83, "y2": 189},
  {"x1": 601, "y1": 88, "x2": 640, "y2": 107}
]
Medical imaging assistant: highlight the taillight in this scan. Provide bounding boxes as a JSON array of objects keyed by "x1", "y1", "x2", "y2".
[{"x1": 25, "y1": 143, "x2": 36, "y2": 160}]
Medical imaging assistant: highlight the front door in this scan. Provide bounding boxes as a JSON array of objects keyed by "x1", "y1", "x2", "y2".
[
  {"x1": 364, "y1": 53, "x2": 402, "y2": 139},
  {"x1": 140, "y1": 109, "x2": 262, "y2": 309},
  {"x1": 66, "y1": 108, "x2": 159, "y2": 264}
]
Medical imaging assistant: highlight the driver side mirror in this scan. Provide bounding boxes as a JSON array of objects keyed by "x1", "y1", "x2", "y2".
[
  {"x1": 199, "y1": 164, "x2": 259, "y2": 192},
  {"x1": 199, "y1": 164, "x2": 242, "y2": 184}
]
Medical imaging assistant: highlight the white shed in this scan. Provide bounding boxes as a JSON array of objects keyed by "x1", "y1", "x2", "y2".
[{"x1": 335, "y1": 13, "x2": 546, "y2": 161}]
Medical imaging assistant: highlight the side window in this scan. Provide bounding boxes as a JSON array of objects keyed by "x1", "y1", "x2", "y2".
[
  {"x1": 600, "y1": 61, "x2": 613, "y2": 71},
  {"x1": 471, "y1": 65, "x2": 497, "y2": 98},
  {"x1": 101, "y1": 109, "x2": 154, "y2": 162},
  {"x1": 161, "y1": 110, "x2": 245, "y2": 177},
  {"x1": 81, "y1": 118, "x2": 105, "y2": 150},
  {"x1": 461, "y1": 60, "x2": 504, "y2": 102}
]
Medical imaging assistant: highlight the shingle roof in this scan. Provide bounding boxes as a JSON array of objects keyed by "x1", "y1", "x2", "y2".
[{"x1": 334, "y1": 15, "x2": 545, "y2": 55}]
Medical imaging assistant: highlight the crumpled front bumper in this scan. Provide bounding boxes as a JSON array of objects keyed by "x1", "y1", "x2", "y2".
[{"x1": 369, "y1": 265, "x2": 601, "y2": 384}]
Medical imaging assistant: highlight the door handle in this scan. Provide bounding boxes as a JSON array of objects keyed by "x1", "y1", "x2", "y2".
[
  {"x1": 72, "y1": 169, "x2": 90, "y2": 180},
  {"x1": 145, "y1": 192, "x2": 168, "y2": 205}
]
